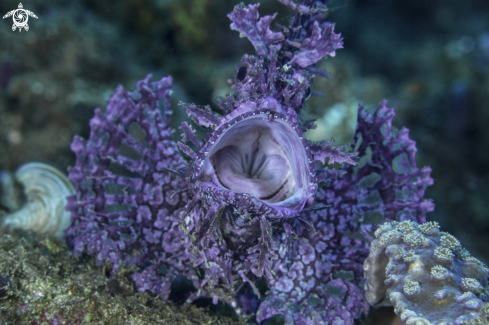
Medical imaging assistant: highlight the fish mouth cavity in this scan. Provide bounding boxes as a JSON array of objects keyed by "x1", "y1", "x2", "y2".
[{"x1": 203, "y1": 114, "x2": 311, "y2": 209}]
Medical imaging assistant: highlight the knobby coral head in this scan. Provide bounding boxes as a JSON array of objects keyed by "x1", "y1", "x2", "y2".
[{"x1": 176, "y1": 2, "x2": 356, "y2": 278}]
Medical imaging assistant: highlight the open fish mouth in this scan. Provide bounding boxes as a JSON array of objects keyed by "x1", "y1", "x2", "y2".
[
  {"x1": 211, "y1": 125, "x2": 295, "y2": 203},
  {"x1": 202, "y1": 113, "x2": 310, "y2": 209}
]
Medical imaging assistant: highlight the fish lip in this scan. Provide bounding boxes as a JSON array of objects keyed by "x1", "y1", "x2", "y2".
[{"x1": 193, "y1": 104, "x2": 315, "y2": 216}]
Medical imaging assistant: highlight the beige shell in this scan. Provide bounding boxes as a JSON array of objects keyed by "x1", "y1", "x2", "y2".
[{"x1": 0, "y1": 162, "x2": 74, "y2": 238}]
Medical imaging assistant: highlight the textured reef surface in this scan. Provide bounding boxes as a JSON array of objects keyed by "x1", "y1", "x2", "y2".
[
  {"x1": 364, "y1": 220, "x2": 489, "y2": 325},
  {"x1": 0, "y1": 234, "x2": 243, "y2": 324},
  {"x1": 65, "y1": 1, "x2": 436, "y2": 324}
]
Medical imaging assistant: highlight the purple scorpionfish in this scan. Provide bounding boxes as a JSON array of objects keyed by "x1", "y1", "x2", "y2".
[{"x1": 66, "y1": 1, "x2": 434, "y2": 324}]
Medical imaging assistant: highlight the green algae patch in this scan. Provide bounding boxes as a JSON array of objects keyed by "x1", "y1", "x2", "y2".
[{"x1": 0, "y1": 234, "x2": 244, "y2": 325}]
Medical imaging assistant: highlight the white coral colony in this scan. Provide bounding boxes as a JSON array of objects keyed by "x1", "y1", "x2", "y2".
[
  {"x1": 363, "y1": 221, "x2": 489, "y2": 325},
  {"x1": 0, "y1": 163, "x2": 74, "y2": 238}
]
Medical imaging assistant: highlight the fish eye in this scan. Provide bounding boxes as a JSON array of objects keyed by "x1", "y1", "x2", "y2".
[{"x1": 236, "y1": 66, "x2": 247, "y2": 81}]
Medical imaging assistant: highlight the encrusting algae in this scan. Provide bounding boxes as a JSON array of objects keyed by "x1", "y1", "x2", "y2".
[{"x1": 0, "y1": 233, "x2": 245, "y2": 325}]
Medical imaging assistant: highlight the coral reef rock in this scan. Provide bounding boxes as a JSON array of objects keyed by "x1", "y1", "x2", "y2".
[
  {"x1": 364, "y1": 220, "x2": 489, "y2": 325},
  {"x1": 0, "y1": 234, "x2": 243, "y2": 324}
]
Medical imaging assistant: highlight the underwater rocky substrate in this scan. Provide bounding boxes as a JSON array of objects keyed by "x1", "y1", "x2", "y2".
[
  {"x1": 0, "y1": 232, "x2": 245, "y2": 325},
  {"x1": 0, "y1": 231, "x2": 488, "y2": 325}
]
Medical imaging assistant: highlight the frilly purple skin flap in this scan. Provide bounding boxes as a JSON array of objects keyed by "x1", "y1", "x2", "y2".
[
  {"x1": 228, "y1": 2, "x2": 342, "y2": 67},
  {"x1": 256, "y1": 101, "x2": 434, "y2": 325},
  {"x1": 228, "y1": 4, "x2": 285, "y2": 57},
  {"x1": 66, "y1": 75, "x2": 197, "y2": 299},
  {"x1": 65, "y1": 2, "x2": 435, "y2": 324}
]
